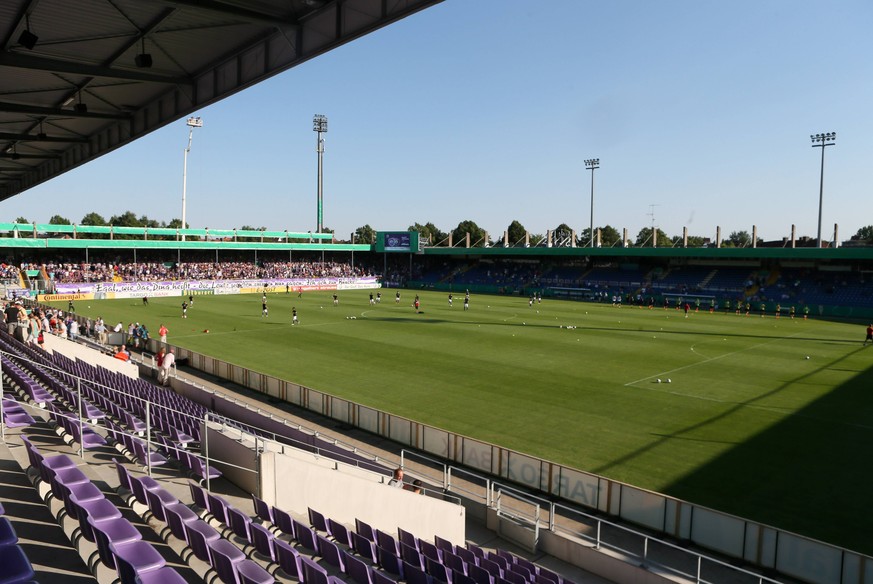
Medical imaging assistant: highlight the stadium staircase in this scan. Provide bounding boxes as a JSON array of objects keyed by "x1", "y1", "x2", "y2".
[{"x1": 698, "y1": 269, "x2": 718, "y2": 288}]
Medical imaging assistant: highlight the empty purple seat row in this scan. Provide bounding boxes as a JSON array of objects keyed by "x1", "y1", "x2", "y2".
[
  {"x1": 1, "y1": 394, "x2": 36, "y2": 428},
  {"x1": 115, "y1": 461, "x2": 270, "y2": 584}
]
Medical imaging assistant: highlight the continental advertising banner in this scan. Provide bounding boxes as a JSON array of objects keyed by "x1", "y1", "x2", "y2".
[{"x1": 51, "y1": 277, "x2": 381, "y2": 299}]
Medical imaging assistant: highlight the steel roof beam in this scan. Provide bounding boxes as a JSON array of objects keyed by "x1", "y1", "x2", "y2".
[
  {"x1": 0, "y1": 52, "x2": 191, "y2": 84},
  {"x1": 0, "y1": 131, "x2": 90, "y2": 143},
  {"x1": 0, "y1": 101, "x2": 131, "y2": 119},
  {"x1": 152, "y1": 0, "x2": 299, "y2": 26}
]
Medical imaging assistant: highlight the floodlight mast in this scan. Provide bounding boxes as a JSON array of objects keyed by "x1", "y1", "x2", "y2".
[
  {"x1": 313, "y1": 114, "x2": 328, "y2": 233},
  {"x1": 584, "y1": 158, "x2": 600, "y2": 247},
  {"x1": 181, "y1": 116, "x2": 203, "y2": 242},
  {"x1": 810, "y1": 132, "x2": 836, "y2": 249}
]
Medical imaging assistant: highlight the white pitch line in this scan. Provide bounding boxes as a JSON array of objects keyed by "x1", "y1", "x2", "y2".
[{"x1": 623, "y1": 332, "x2": 803, "y2": 387}]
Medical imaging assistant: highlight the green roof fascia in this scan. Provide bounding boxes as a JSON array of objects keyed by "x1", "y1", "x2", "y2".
[
  {"x1": 145, "y1": 228, "x2": 179, "y2": 236},
  {"x1": 421, "y1": 245, "x2": 873, "y2": 261},
  {"x1": 37, "y1": 238, "x2": 367, "y2": 251},
  {"x1": 75, "y1": 225, "x2": 113, "y2": 234},
  {"x1": 36, "y1": 224, "x2": 76, "y2": 233},
  {"x1": 0, "y1": 238, "x2": 46, "y2": 248}
]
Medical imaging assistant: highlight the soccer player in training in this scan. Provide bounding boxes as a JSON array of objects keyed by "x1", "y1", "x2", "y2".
[
  {"x1": 413, "y1": 295, "x2": 420, "y2": 313},
  {"x1": 333, "y1": 293, "x2": 339, "y2": 306},
  {"x1": 864, "y1": 324, "x2": 873, "y2": 347},
  {"x1": 395, "y1": 291, "x2": 401, "y2": 304},
  {"x1": 262, "y1": 297, "x2": 268, "y2": 317},
  {"x1": 181, "y1": 300, "x2": 188, "y2": 318},
  {"x1": 448, "y1": 293, "x2": 453, "y2": 307},
  {"x1": 292, "y1": 307, "x2": 299, "y2": 325}
]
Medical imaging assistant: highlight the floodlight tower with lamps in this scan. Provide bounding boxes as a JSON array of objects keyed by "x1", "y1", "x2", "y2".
[
  {"x1": 313, "y1": 114, "x2": 328, "y2": 234},
  {"x1": 584, "y1": 158, "x2": 600, "y2": 247},
  {"x1": 810, "y1": 132, "x2": 836, "y2": 248},
  {"x1": 181, "y1": 116, "x2": 203, "y2": 241}
]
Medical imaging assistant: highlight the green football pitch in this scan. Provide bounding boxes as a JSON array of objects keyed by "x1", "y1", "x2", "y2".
[{"x1": 50, "y1": 290, "x2": 873, "y2": 554}]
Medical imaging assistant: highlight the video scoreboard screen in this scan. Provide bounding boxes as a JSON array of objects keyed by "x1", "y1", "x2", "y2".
[{"x1": 375, "y1": 231, "x2": 419, "y2": 253}]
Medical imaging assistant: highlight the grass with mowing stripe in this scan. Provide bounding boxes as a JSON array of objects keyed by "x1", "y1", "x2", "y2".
[{"x1": 54, "y1": 290, "x2": 873, "y2": 554}]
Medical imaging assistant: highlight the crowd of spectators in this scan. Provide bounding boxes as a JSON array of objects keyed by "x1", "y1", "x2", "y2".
[
  {"x1": 38, "y1": 260, "x2": 377, "y2": 284},
  {"x1": 0, "y1": 263, "x2": 22, "y2": 282}
]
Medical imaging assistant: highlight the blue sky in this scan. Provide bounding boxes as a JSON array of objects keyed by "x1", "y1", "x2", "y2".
[{"x1": 6, "y1": 0, "x2": 872, "y2": 243}]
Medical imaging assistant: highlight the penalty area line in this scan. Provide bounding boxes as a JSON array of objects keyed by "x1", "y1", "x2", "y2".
[{"x1": 624, "y1": 332, "x2": 803, "y2": 387}]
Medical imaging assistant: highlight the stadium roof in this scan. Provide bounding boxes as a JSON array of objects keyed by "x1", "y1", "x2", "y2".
[{"x1": 0, "y1": 0, "x2": 441, "y2": 201}]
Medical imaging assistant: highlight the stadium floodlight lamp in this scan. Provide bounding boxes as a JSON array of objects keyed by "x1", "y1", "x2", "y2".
[
  {"x1": 584, "y1": 159, "x2": 600, "y2": 248},
  {"x1": 313, "y1": 114, "x2": 328, "y2": 233},
  {"x1": 810, "y1": 130, "x2": 836, "y2": 248},
  {"x1": 181, "y1": 116, "x2": 203, "y2": 241}
]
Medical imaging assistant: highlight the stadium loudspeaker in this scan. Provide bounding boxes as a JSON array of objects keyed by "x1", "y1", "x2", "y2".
[
  {"x1": 18, "y1": 29, "x2": 38, "y2": 50},
  {"x1": 135, "y1": 53, "x2": 153, "y2": 68}
]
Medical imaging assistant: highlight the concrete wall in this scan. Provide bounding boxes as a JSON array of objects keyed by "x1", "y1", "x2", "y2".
[{"x1": 259, "y1": 448, "x2": 465, "y2": 545}]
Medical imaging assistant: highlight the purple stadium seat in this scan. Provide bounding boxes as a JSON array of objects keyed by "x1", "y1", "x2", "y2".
[
  {"x1": 404, "y1": 561, "x2": 433, "y2": 584},
  {"x1": 478, "y1": 557, "x2": 503, "y2": 580},
  {"x1": 419, "y1": 540, "x2": 442, "y2": 565},
  {"x1": 453, "y1": 570, "x2": 477, "y2": 584},
  {"x1": 183, "y1": 519, "x2": 221, "y2": 563},
  {"x1": 0, "y1": 544, "x2": 35, "y2": 583},
  {"x1": 189, "y1": 454, "x2": 222, "y2": 484},
  {"x1": 468, "y1": 564, "x2": 494, "y2": 584},
  {"x1": 397, "y1": 527, "x2": 417, "y2": 551},
  {"x1": 401, "y1": 542, "x2": 425, "y2": 570},
  {"x1": 426, "y1": 557, "x2": 451, "y2": 584},
  {"x1": 206, "y1": 492, "x2": 231, "y2": 528},
  {"x1": 351, "y1": 531, "x2": 378, "y2": 564},
  {"x1": 53, "y1": 473, "x2": 102, "y2": 516},
  {"x1": 375, "y1": 529, "x2": 400, "y2": 557},
  {"x1": 503, "y1": 570, "x2": 528, "y2": 584},
  {"x1": 144, "y1": 486, "x2": 178, "y2": 523},
  {"x1": 0, "y1": 516, "x2": 18, "y2": 546},
  {"x1": 207, "y1": 537, "x2": 246, "y2": 584},
  {"x1": 327, "y1": 517, "x2": 351, "y2": 546},
  {"x1": 251, "y1": 494, "x2": 274, "y2": 526},
  {"x1": 274, "y1": 538, "x2": 302, "y2": 581},
  {"x1": 68, "y1": 495, "x2": 122, "y2": 542},
  {"x1": 308, "y1": 506, "x2": 328, "y2": 533},
  {"x1": 271, "y1": 506, "x2": 296, "y2": 540},
  {"x1": 164, "y1": 501, "x2": 199, "y2": 544},
  {"x1": 455, "y1": 546, "x2": 476, "y2": 566},
  {"x1": 88, "y1": 516, "x2": 143, "y2": 569},
  {"x1": 227, "y1": 506, "x2": 253, "y2": 543},
  {"x1": 377, "y1": 544, "x2": 405, "y2": 579},
  {"x1": 188, "y1": 481, "x2": 211, "y2": 516},
  {"x1": 317, "y1": 534, "x2": 346, "y2": 572},
  {"x1": 442, "y1": 551, "x2": 467, "y2": 576},
  {"x1": 250, "y1": 523, "x2": 276, "y2": 562},
  {"x1": 300, "y1": 556, "x2": 331, "y2": 584},
  {"x1": 466, "y1": 544, "x2": 485, "y2": 560},
  {"x1": 134, "y1": 565, "x2": 189, "y2": 584},
  {"x1": 237, "y1": 559, "x2": 275, "y2": 584},
  {"x1": 370, "y1": 568, "x2": 398, "y2": 584},
  {"x1": 355, "y1": 518, "x2": 375, "y2": 542},
  {"x1": 343, "y1": 550, "x2": 373, "y2": 584},
  {"x1": 114, "y1": 459, "x2": 134, "y2": 493},
  {"x1": 293, "y1": 518, "x2": 318, "y2": 554},
  {"x1": 434, "y1": 535, "x2": 454, "y2": 555},
  {"x1": 111, "y1": 540, "x2": 167, "y2": 584}
]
